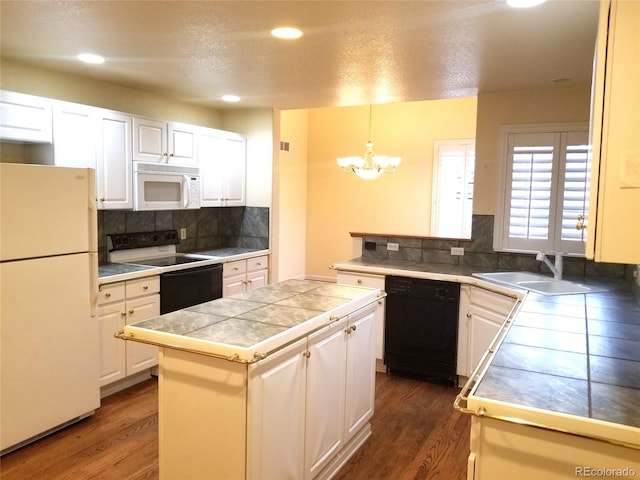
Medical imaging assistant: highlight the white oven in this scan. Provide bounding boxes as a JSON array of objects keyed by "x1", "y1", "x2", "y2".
[{"x1": 133, "y1": 162, "x2": 200, "y2": 211}]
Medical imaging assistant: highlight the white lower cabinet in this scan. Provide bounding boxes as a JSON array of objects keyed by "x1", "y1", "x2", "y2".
[
  {"x1": 249, "y1": 303, "x2": 376, "y2": 480},
  {"x1": 459, "y1": 285, "x2": 517, "y2": 377},
  {"x1": 335, "y1": 271, "x2": 385, "y2": 360},
  {"x1": 223, "y1": 255, "x2": 269, "y2": 297},
  {"x1": 158, "y1": 302, "x2": 377, "y2": 480},
  {"x1": 98, "y1": 276, "x2": 160, "y2": 388}
]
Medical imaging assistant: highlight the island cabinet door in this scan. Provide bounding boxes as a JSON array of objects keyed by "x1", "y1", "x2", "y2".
[
  {"x1": 344, "y1": 303, "x2": 376, "y2": 443},
  {"x1": 247, "y1": 337, "x2": 308, "y2": 480},
  {"x1": 304, "y1": 317, "x2": 349, "y2": 480}
]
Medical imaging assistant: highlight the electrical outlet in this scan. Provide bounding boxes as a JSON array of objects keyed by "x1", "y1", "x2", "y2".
[
  {"x1": 451, "y1": 247, "x2": 464, "y2": 256},
  {"x1": 387, "y1": 242, "x2": 399, "y2": 251},
  {"x1": 180, "y1": 228, "x2": 187, "y2": 240},
  {"x1": 364, "y1": 241, "x2": 377, "y2": 251}
]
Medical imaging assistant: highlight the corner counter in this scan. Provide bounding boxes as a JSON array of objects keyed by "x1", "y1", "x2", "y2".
[{"x1": 332, "y1": 257, "x2": 640, "y2": 479}]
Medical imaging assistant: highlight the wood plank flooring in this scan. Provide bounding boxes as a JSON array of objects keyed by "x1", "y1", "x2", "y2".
[{"x1": 0, "y1": 373, "x2": 469, "y2": 480}]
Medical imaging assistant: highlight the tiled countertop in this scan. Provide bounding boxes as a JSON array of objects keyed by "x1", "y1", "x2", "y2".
[
  {"x1": 332, "y1": 257, "x2": 640, "y2": 446},
  {"x1": 121, "y1": 279, "x2": 381, "y2": 362},
  {"x1": 98, "y1": 249, "x2": 269, "y2": 284}
]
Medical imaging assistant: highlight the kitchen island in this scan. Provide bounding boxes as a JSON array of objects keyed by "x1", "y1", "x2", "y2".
[
  {"x1": 118, "y1": 279, "x2": 383, "y2": 480},
  {"x1": 332, "y1": 257, "x2": 640, "y2": 479}
]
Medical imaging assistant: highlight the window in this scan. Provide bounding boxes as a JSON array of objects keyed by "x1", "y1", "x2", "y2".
[
  {"x1": 431, "y1": 140, "x2": 475, "y2": 238},
  {"x1": 494, "y1": 124, "x2": 590, "y2": 255}
]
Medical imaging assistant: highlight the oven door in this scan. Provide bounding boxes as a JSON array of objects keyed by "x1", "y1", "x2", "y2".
[
  {"x1": 134, "y1": 170, "x2": 200, "y2": 211},
  {"x1": 160, "y1": 264, "x2": 223, "y2": 314}
]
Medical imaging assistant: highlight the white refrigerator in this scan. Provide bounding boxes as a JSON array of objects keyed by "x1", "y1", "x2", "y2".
[{"x1": 0, "y1": 163, "x2": 100, "y2": 453}]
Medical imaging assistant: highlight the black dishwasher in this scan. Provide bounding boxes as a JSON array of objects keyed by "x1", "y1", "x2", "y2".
[{"x1": 384, "y1": 276, "x2": 460, "y2": 385}]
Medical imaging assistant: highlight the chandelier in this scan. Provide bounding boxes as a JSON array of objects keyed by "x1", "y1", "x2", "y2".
[{"x1": 336, "y1": 105, "x2": 402, "y2": 180}]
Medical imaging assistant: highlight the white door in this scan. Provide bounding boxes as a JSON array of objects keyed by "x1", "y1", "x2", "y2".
[
  {"x1": 305, "y1": 317, "x2": 348, "y2": 479},
  {"x1": 467, "y1": 305, "x2": 503, "y2": 375},
  {"x1": 224, "y1": 134, "x2": 246, "y2": 206},
  {"x1": 198, "y1": 127, "x2": 225, "y2": 206},
  {"x1": 168, "y1": 122, "x2": 197, "y2": 165},
  {"x1": 98, "y1": 301, "x2": 127, "y2": 386},
  {"x1": 125, "y1": 294, "x2": 160, "y2": 375},
  {"x1": 96, "y1": 111, "x2": 132, "y2": 210},
  {"x1": 344, "y1": 303, "x2": 376, "y2": 443},
  {"x1": 53, "y1": 101, "x2": 97, "y2": 169},
  {"x1": 133, "y1": 117, "x2": 166, "y2": 163},
  {"x1": 0, "y1": 163, "x2": 94, "y2": 260},
  {"x1": 246, "y1": 269, "x2": 268, "y2": 291},
  {"x1": 0, "y1": 254, "x2": 99, "y2": 451},
  {"x1": 247, "y1": 337, "x2": 307, "y2": 480}
]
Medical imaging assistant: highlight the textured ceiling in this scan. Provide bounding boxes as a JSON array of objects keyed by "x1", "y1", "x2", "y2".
[{"x1": 0, "y1": 0, "x2": 600, "y2": 110}]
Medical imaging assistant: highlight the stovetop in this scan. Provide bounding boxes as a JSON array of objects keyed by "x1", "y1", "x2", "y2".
[{"x1": 128, "y1": 255, "x2": 212, "y2": 267}]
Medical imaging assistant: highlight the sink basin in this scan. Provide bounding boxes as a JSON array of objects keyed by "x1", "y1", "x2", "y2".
[{"x1": 472, "y1": 272, "x2": 607, "y2": 296}]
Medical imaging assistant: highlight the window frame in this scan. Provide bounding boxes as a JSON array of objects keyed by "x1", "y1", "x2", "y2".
[{"x1": 493, "y1": 122, "x2": 590, "y2": 255}]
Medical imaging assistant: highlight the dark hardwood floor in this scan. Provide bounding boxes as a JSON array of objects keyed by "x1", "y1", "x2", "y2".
[{"x1": 0, "y1": 373, "x2": 469, "y2": 480}]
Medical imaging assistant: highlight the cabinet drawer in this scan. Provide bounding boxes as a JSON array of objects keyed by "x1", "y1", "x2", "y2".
[
  {"x1": 337, "y1": 272, "x2": 385, "y2": 289},
  {"x1": 470, "y1": 287, "x2": 515, "y2": 316},
  {"x1": 224, "y1": 259, "x2": 247, "y2": 277},
  {"x1": 98, "y1": 282, "x2": 125, "y2": 305},
  {"x1": 247, "y1": 255, "x2": 268, "y2": 272},
  {"x1": 126, "y1": 276, "x2": 160, "y2": 298}
]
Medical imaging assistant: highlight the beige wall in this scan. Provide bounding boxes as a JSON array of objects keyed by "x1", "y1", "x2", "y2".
[
  {"x1": 0, "y1": 58, "x2": 223, "y2": 127},
  {"x1": 272, "y1": 109, "x2": 309, "y2": 282},
  {"x1": 304, "y1": 98, "x2": 477, "y2": 280},
  {"x1": 473, "y1": 86, "x2": 592, "y2": 214}
]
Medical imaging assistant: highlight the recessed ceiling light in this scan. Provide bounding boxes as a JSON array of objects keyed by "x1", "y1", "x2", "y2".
[
  {"x1": 270, "y1": 27, "x2": 303, "y2": 40},
  {"x1": 222, "y1": 95, "x2": 241, "y2": 103},
  {"x1": 77, "y1": 53, "x2": 105, "y2": 64},
  {"x1": 506, "y1": 0, "x2": 546, "y2": 7}
]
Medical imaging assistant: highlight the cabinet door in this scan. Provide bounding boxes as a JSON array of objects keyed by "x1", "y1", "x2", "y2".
[
  {"x1": 344, "y1": 303, "x2": 376, "y2": 443},
  {"x1": 98, "y1": 301, "x2": 126, "y2": 386},
  {"x1": 223, "y1": 134, "x2": 246, "y2": 206},
  {"x1": 133, "y1": 117, "x2": 166, "y2": 163},
  {"x1": 167, "y1": 122, "x2": 197, "y2": 165},
  {"x1": 0, "y1": 90, "x2": 52, "y2": 143},
  {"x1": 467, "y1": 305, "x2": 503, "y2": 376},
  {"x1": 305, "y1": 317, "x2": 348, "y2": 479},
  {"x1": 246, "y1": 269, "x2": 268, "y2": 291},
  {"x1": 96, "y1": 111, "x2": 132, "y2": 209},
  {"x1": 587, "y1": 0, "x2": 640, "y2": 264},
  {"x1": 198, "y1": 128, "x2": 225, "y2": 206},
  {"x1": 336, "y1": 272, "x2": 385, "y2": 359},
  {"x1": 223, "y1": 272, "x2": 247, "y2": 297},
  {"x1": 247, "y1": 337, "x2": 307, "y2": 480},
  {"x1": 125, "y1": 294, "x2": 160, "y2": 375},
  {"x1": 52, "y1": 101, "x2": 96, "y2": 169}
]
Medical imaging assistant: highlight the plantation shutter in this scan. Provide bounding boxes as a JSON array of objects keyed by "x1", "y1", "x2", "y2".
[{"x1": 500, "y1": 127, "x2": 589, "y2": 254}]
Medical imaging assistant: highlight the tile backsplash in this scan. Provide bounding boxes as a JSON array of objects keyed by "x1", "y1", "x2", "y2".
[
  {"x1": 98, "y1": 206, "x2": 269, "y2": 263},
  {"x1": 361, "y1": 214, "x2": 634, "y2": 281}
]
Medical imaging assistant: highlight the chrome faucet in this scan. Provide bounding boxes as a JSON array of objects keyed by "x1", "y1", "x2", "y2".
[{"x1": 536, "y1": 252, "x2": 563, "y2": 280}]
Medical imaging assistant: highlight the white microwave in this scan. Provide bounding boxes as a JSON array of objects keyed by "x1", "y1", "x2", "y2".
[{"x1": 133, "y1": 162, "x2": 201, "y2": 211}]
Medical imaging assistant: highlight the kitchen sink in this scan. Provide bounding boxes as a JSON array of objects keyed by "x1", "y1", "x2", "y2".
[{"x1": 472, "y1": 271, "x2": 607, "y2": 296}]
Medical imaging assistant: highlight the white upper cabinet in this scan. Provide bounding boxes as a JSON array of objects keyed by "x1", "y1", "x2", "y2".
[
  {"x1": 132, "y1": 117, "x2": 197, "y2": 166},
  {"x1": 96, "y1": 110, "x2": 133, "y2": 210},
  {"x1": 198, "y1": 127, "x2": 246, "y2": 207},
  {"x1": 0, "y1": 90, "x2": 52, "y2": 143},
  {"x1": 587, "y1": 0, "x2": 640, "y2": 264},
  {"x1": 52, "y1": 101, "x2": 97, "y2": 169}
]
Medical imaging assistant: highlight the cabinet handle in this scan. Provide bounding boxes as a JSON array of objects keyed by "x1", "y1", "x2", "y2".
[
  {"x1": 143, "y1": 285, "x2": 149, "y2": 290},
  {"x1": 303, "y1": 351, "x2": 311, "y2": 358},
  {"x1": 121, "y1": 312, "x2": 126, "y2": 317},
  {"x1": 233, "y1": 267, "x2": 239, "y2": 271},
  {"x1": 99, "y1": 197, "x2": 105, "y2": 202},
  {"x1": 105, "y1": 292, "x2": 111, "y2": 298},
  {"x1": 466, "y1": 313, "x2": 472, "y2": 319},
  {"x1": 350, "y1": 325, "x2": 357, "y2": 332},
  {"x1": 256, "y1": 262, "x2": 261, "y2": 267},
  {"x1": 128, "y1": 309, "x2": 134, "y2": 315},
  {"x1": 357, "y1": 279, "x2": 362, "y2": 284}
]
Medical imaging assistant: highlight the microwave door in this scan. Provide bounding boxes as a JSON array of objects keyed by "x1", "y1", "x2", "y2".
[{"x1": 182, "y1": 175, "x2": 190, "y2": 209}]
